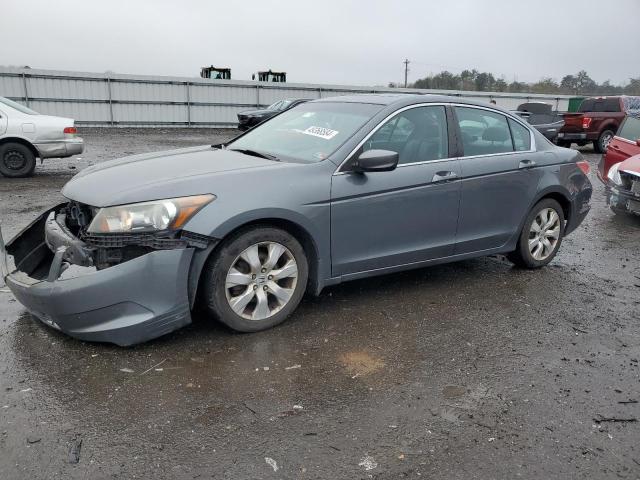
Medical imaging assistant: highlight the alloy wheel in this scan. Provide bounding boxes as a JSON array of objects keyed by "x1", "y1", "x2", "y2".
[
  {"x1": 528, "y1": 208, "x2": 561, "y2": 261},
  {"x1": 601, "y1": 132, "x2": 613, "y2": 150},
  {"x1": 225, "y1": 241, "x2": 298, "y2": 320}
]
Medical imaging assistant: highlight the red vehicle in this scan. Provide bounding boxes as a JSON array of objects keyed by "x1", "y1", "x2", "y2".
[
  {"x1": 598, "y1": 115, "x2": 640, "y2": 216},
  {"x1": 598, "y1": 115, "x2": 640, "y2": 179},
  {"x1": 557, "y1": 96, "x2": 640, "y2": 153}
]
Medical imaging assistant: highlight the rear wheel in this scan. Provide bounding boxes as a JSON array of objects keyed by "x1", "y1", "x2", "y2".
[
  {"x1": 508, "y1": 199, "x2": 565, "y2": 268},
  {"x1": 0, "y1": 142, "x2": 36, "y2": 178},
  {"x1": 594, "y1": 129, "x2": 614, "y2": 154},
  {"x1": 202, "y1": 226, "x2": 308, "y2": 332}
]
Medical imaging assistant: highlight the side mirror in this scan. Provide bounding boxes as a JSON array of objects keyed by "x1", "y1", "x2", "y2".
[
  {"x1": 352, "y1": 149, "x2": 399, "y2": 173},
  {"x1": 636, "y1": 139, "x2": 640, "y2": 147}
]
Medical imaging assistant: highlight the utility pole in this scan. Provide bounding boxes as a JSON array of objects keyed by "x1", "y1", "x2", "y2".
[{"x1": 403, "y1": 59, "x2": 410, "y2": 88}]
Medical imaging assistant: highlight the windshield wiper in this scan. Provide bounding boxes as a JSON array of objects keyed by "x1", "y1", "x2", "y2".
[{"x1": 228, "y1": 148, "x2": 281, "y2": 161}]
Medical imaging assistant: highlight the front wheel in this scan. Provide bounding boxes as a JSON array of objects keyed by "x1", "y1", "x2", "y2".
[
  {"x1": 594, "y1": 129, "x2": 614, "y2": 154},
  {"x1": 201, "y1": 226, "x2": 309, "y2": 332},
  {"x1": 508, "y1": 199, "x2": 565, "y2": 268},
  {"x1": 0, "y1": 142, "x2": 36, "y2": 178}
]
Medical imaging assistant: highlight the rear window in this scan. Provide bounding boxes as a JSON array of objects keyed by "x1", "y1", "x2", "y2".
[
  {"x1": 578, "y1": 99, "x2": 595, "y2": 112},
  {"x1": 578, "y1": 98, "x2": 621, "y2": 113},
  {"x1": 617, "y1": 116, "x2": 640, "y2": 142},
  {"x1": 0, "y1": 96, "x2": 39, "y2": 115}
]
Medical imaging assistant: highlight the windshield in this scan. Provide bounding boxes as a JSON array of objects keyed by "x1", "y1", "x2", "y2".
[
  {"x1": 0, "y1": 97, "x2": 39, "y2": 115},
  {"x1": 228, "y1": 102, "x2": 382, "y2": 163},
  {"x1": 617, "y1": 116, "x2": 640, "y2": 142}
]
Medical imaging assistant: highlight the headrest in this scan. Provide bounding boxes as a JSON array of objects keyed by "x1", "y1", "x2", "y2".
[{"x1": 482, "y1": 126, "x2": 510, "y2": 142}]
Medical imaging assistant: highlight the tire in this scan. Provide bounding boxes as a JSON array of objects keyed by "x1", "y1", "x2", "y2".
[
  {"x1": 0, "y1": 142, "x2": 36, "y2": 178},
  {"x1": 507, "y1": 199, "x2": 565, "y2": 269},
  {"x1": 594, "y1": 129, "x2": 614, "y2": 154},
  {"x1": 201, "y1": 226, "x2": 309, "y2": 332}
]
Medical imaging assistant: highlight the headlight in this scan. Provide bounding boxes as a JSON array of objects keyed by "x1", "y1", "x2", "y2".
[
  {"x1": 87, "y1": 194, "x2": 215, "y2": 233},
  {"x1": 607, "y1": 163, "x2": 622, "y2": 185}
]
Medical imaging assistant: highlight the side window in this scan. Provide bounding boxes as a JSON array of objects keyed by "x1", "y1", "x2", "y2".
[
  {"x1": 508, "y1": 119, "x2": 532, "y2": 151},
  {"x1": 362, "y1": 106, "x2": 448, "y2": 165},
  {"x1": 455, "y1": 107, "x2": 514, "y2": 156},
  {"x1": 592, "y1": 101, "x2": 620, "y2": 113}
]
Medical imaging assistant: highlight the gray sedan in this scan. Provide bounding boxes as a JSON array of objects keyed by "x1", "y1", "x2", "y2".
[
  {"x1": 1, "y1": 94, "x2": 592, "y2": 345},
  {"x1": 0, "y1": 96, "x2": 84, "y2": 177}
]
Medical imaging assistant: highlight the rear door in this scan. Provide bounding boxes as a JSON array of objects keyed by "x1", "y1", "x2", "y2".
[
  {"x1": 453, "y1": 106, "x2": 543, "y2": 254},
  {"x1": 0, "y1": 108, "x2": 7, "y2": 135}
]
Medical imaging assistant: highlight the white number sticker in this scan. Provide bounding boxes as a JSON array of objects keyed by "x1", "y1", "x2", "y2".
[{"x1": 302, "y1": 126, "x2": 339, "y2": 140}]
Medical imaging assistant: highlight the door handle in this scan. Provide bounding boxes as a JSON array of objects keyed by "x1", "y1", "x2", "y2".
[
  {"x1": 432, "y1": 171, "x2": 458, "y2": 183},
  {"x1": 519, "y1": 159, "x2": 536, "y2": 169},
  {"x1": 611, "y1": 144, "x2": 620, "y2": 150}
]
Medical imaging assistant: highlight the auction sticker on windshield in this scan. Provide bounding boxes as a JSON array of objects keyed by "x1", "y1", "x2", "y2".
[{"x1": 301, "y1": 126, "x2": 339, "y2": 140}]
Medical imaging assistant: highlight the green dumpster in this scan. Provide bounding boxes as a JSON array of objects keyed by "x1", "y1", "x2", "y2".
[{"x1": 567, "y1": 97, "x2": 585, "y2": 112}]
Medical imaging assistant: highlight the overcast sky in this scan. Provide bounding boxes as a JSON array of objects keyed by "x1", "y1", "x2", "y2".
[{"x1": 2, "y1": 0, "x2": 637, "y2": 87}]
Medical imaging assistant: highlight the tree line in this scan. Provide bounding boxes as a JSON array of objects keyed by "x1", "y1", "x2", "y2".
[{"x1": 395, "y1": 69, "x2": 640, "y2": 96}]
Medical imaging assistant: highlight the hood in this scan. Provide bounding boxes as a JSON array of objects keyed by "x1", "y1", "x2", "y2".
[
  {"x1": 62, "y1": 146, "x2": 284, "y2": 207},
  {"x1": 620, "y1": 154, "x2": 640, "y2": 177},
  {"x1": 238, "y1": 108, "x2": 275, "y2": 117}
]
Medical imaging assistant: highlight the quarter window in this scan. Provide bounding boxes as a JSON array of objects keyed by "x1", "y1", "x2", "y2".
[
  {"x1": 508, "y1": 118, "x2": 531, "y2": 151},
  {"x1": 362, "y1": 106, "x2": 448, "y2": 165},
  {"x1": 455, "y1": 107, "x2": 513, "y2": 156}
]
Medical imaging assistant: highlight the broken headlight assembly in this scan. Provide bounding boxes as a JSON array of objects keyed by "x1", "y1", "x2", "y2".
[
  {"x1": 87, "y1": 194, "x2": 215, "y2": 234},
  {"x1": 607, "y1": 163, "x2": 622, "y2": 186}
]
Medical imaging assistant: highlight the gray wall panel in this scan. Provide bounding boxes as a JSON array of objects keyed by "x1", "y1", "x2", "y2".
[{"x1": 0, "y1": 67, "x2": 573, "y2": 127}]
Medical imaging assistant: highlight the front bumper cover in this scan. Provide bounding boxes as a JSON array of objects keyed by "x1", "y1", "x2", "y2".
[
  {"x1": 1, "y1": 206, "x2": 195, "y2": 346},
  {"x1": 606, "y1": 184, "x2": 640, "y2": 215}
]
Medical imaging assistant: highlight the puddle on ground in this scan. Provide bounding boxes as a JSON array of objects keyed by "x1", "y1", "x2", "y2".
[
  {"x1": 339, "y1": 351, "x2": 385, "y2": 377},
  {"x1": 442, "y1": 385, "x2": 467, "y2": 398}
]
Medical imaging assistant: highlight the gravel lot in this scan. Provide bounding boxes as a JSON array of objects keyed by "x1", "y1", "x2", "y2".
[{"x1": 1, "y1": 128, "x2": 639, "y2": 479}]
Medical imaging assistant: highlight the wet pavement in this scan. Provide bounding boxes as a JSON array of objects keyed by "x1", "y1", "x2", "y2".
[{"x1": 1, "y1": 129, "x2": 639, "y2": 479}]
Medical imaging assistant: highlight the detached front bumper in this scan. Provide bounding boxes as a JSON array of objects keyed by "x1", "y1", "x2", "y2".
[
  {"x1": 1, "y1": 207, "x2": 194, "y2": 346},
  {"x1": 34, "y1": 138, "x2": 84, "y2": 159}
]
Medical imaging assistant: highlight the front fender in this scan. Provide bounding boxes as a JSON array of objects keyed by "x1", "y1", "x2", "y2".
[{"x1": 184, "y1": 205, "x2": 331, "y2": 294}]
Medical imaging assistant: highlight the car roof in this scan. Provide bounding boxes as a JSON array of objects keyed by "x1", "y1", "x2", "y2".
[{"x1": 312, "y1": 93, "x2": 515, "y2": 114}]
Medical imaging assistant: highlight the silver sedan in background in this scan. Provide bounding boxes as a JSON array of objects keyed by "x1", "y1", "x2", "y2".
[{"x1": 0, "y1": 96, "x2": 84, "y2": 177}]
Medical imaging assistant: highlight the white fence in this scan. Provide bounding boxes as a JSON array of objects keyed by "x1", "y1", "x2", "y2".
[{"x1": 0, "y1": 67, "x2": 574, "y2": 127}]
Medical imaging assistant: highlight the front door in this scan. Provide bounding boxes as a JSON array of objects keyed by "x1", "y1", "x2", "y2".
[
  {"x1": 453, "y1": 106, "x2": 542, "y2": 254},
  {"x1": 331, "y1": 105, "x2": 460, "y2": 276},
  {"x1": 608, "y1": 116, "x2": 640, "y2": 166}
]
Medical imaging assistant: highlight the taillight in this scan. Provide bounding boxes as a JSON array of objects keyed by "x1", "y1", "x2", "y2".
[
  {"x1": 576, "y1": 160, "x2": 591, "y2": 175},
  {"x1": 582, "y1": 117, "x2": 592, "y2": 129},
  {"x1": 64, "y1": 127, "x2": 77, "y2": 134}
]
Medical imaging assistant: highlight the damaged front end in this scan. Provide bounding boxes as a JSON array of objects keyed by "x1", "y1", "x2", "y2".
[
  {"x1": 1, "y1": 201, "x2": 216, "y2": 346},
  {"x1": 605, "y1": 164, "x2": 640, "y2": 216}
]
